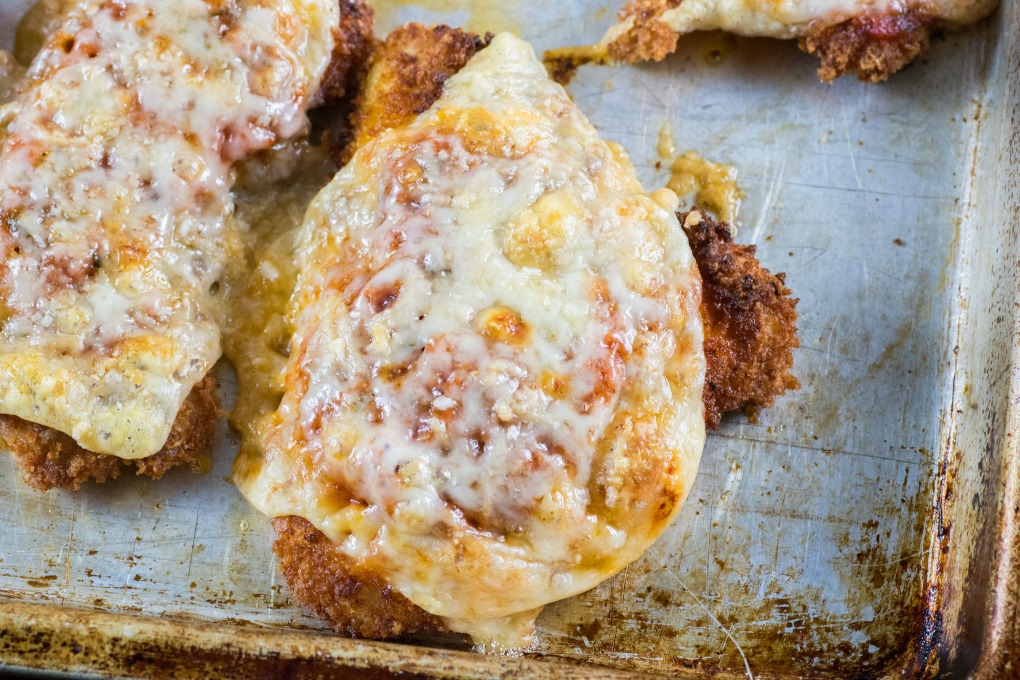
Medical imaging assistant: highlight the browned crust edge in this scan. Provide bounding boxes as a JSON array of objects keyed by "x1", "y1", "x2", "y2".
[
  {"x1": 607, "y1": 1, "x2": 941, "y2": 81},
  {"x1": 318, "y1": 0, "x2": 376, "y2": 105},
  {"x1": 340, "y1": 23, "x2": 488, "y2": 165},
  {"x1": 272, "y1": 516, "x2": 447, "y2": 638},
  {"x1": 681, "y1": 209, "x2": 800, "y2": 429},
  {"x1": 606, "y1": 0, "x2": 683, "y2": 63},
  {"x1": 0, "y1": 376, "x2": 218, "y2": 492},
  {"x1": 311, "y1": 0, "x2": 376, "y2": 164},
  {"x1": 800, "y1": 12, "x2": 941, "y2": 83}
]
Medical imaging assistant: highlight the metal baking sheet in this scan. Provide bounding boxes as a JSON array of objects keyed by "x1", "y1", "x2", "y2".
[{"x1": 1, "y1": 0, "x2": 1017, "y2": 677}]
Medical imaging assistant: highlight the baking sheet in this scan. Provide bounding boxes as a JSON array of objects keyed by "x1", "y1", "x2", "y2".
[{"x1": 0, "y1": 0, "x2": 1015, "y2": 677}]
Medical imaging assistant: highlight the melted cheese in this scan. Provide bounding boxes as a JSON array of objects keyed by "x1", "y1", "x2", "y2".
[
  {"x1": 235, "y1": 33, "x2": 706, "y2": 646},
  {"x1": 225, "y1": 140, "x2": 335, "y2": 473},
  {"x1": 0, "y1": 0, "x2": 338, "y2": 458},
  {"x1": 602, "y1": 0, "x2": 997, "y2": 44},
  {"x1": 668, "y1": 151, "x2": 743, "y2": 225}
]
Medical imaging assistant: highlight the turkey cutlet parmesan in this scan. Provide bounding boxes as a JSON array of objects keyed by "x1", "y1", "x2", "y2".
[
  {"x1": 0, "y1": 0, "x2": 372, "y2": 491},
  {"x1": 234, "y1": 32, "x2": 708, "y2": 648},
  {"x1": 577, "y1": 0, "x2": 998, "y2": 81},
  {"x1": 230, "y1": 22, "x2": 798, "y2": 645},
  {"x1": 331, "y1": 23, "x2": 798, "y2": 430}
]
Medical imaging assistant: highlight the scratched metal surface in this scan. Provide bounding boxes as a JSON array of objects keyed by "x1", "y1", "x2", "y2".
[{"x1": 0, "y1": 1, "x2": 1013, "y2": 677}]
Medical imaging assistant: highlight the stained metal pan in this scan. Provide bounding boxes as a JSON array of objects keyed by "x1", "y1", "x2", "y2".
[{"x1": 0, "y1": 0, "x2": 1017, "y2": 677}]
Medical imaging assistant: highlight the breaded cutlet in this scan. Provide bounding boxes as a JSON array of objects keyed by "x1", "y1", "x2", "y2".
[
  {"x1": 273, "y1": 22, "x2": 799, "y2": 641},
  {"x1": 603, "y1": 0, "x2": 948, "y2": 82},
  {"x1": 2, "y1": 0, "x2": 376, "y2": 493}
]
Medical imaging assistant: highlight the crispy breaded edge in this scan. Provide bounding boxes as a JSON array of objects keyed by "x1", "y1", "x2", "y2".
[
  {"x1": 680, "y1": 210, "x2": 799, "y2": 429},
  {"x1": 606, "y1": 0, "x2": 938, "y2": 82},
  {"x1": 800, "y1": 12, "x2": 939, "y2": 83},
  {"x1": 311, "y1": 0, "x2": 375, "y2": 164},
  {"x1": 279, "y1": 24, "x2": 800, "y2": 641},
  {"x1": 341, "y1": 23, "x2": 488, "y2": 164},
  {"x1": 0, "y1": 376, "x2": 218, "y2": 492},
  {"x1": 606, "y1": 0, "x2": 683, "y2": 64},
  {"x1": 273, "y1": 516, "x2": 447, "y2": 638},
  {"x1": 318, "y1": 0, "x2": 376, "y2": 104}
]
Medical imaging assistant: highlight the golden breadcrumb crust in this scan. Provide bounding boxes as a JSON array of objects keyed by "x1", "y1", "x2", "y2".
[
  {"x1": 680, "y1": 210, "x2": 799, "y2": 428},
  {"x1": 606, "y1": 0, "x2": 683, "y2": 63},
  {"x1": 801, "y1": 12, "x2": 939, "y2": 82},
  {"x1": 277, "y1": 23, "x2": 800, "y2": 640},
  {"x1": 272, "y1": 516, "x2": 447, "y2": 638},
  {"x1": 311, "y1": 0, "x2": 376, "y2": 161},
  {"x1": 341, "y1": 23, "x2": 487, "y2": 164},
  {"x1": 0, "y1": 377, "x2": 217, "y2": 492}
]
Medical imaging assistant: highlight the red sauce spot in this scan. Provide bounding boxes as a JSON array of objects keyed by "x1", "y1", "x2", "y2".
[
  {"x1": 102, "y1": 0, "x2": 128, "y2": 18},
  {"x1": 854, "y1": 13, "x2": 931, "y2": 40},
  {"x1": 366, "y1": 280, "x2": 401, "y2": 313}
]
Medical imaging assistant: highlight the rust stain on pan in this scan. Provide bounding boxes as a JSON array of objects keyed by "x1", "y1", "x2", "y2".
[
  {"x1": 531, "y1": 464, "x2": 941, "y2": 678},
  {"x1": 0, "y1": 599, "x2": 647, "y2": 680},
  {"x1": 901, "y1": 451, "x2": 955, "y2": 678}
]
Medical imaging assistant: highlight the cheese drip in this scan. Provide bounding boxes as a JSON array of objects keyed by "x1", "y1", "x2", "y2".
[
  {"x1": 235, "y1": 34, "x2": 706, "y2": 646},
  {"x1": 0, "y1": 0, "x2": 338, "y2": 458}
]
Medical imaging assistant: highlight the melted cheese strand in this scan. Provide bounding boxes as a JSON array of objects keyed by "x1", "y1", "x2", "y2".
[
  {"x1": 0, "y1": 0, "x2": 338, "y2": 458},
  {"x1": 236, "y1": 34, "x2": 706, "y2": 646}
]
